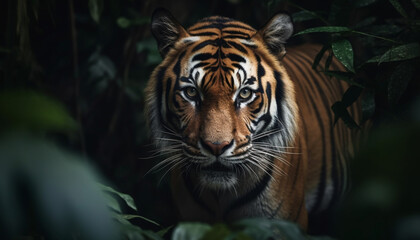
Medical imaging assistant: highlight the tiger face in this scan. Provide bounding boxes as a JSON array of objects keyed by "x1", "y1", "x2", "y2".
[{"x1": 146, "y1": 9, "x2": 297, "y2": 190}]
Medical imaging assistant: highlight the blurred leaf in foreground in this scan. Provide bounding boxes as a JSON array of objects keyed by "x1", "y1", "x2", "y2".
[
  {"x1": 0, "y1": 134, "x2": 117, "y2": 239},
  {"x1": 0, "y1": 90, "x2": 77, "y2": 133},
  {"x1": 172, "y1": 223, "x2": 212, "y2": 240}
]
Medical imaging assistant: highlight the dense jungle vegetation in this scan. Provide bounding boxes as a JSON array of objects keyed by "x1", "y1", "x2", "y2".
[{"x1": 0, "y1": 0, "x2": 419, "y2": 239}]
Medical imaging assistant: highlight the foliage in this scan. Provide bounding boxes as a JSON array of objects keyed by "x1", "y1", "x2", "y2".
[
  {"x1": 171, "y1": 219, "x2": 335, "y2": 240},
  {"x1": 0, "y1": 0, "x2": 419, "y2": 239},
  {"x1": 0, "y1": 134, "x2": 118, "y2": 240},
  {"x1": 293, "y1": 0, "x2": 420, "y2": 128}
]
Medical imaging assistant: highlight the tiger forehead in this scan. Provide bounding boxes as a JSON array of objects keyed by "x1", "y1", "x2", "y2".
[
  {"x1": 177, "y1": 17, "x2": 261, "y2": 91},
  {"x1": 182, "y1": 45, "x2": 255, "y2": 91}
]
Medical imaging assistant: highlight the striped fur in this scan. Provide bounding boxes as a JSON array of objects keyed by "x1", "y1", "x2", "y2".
[{"x1": 145, "y1": 9, "x2": 360, "y2": 229}]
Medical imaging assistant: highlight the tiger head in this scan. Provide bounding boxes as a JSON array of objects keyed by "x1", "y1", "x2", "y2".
[{"x1": 146, "y1": 9, "x2": 298, "y2": 190}]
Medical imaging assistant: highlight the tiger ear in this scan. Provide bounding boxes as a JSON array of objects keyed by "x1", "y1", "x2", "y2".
[
  {"x1": 151, "y1": 8, "x2": 188, "y2": 57},
  {"x1": 256, "y1": 13, "x2": 293, "y2": 58}
]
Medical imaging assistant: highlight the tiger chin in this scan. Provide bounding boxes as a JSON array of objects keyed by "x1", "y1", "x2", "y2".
[{"x1": 145, "y1": 8, "x2": 360, "y2": 230}]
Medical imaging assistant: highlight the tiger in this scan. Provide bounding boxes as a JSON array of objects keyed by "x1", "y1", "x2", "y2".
[{"x1": 145, "y1": 8, "x2": 360, "y2": 230}]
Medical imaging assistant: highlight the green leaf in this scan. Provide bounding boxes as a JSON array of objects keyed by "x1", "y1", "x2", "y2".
[
  {"x1": 367, "y1": 43, "x2": 420, "y2": 63},
  {"x1": 332, "y1": 101, "x2": 360, "y2": 129},
  {"x1": 389, "y1": 0, "x2": 408, "y2": 18},
  {"x1": 354, "y1": 0, "x2": 378, "y2": 7},
  {"x1": 117, "y1": 17, "x2": 131, "y2": 28},
  {"x1": 353, "y1": 17, "x2": 376, "y2": 29},
  {"x1": 292, "y1": 10, "x2": 321, "y2": 22},
  {"x1": 0, "y1": 135, "x2": 118, "y2": 240},
  {"x1": 412, "y1": 0, "x2": 420, "y2": 10},
  {"x1": 113, "y1": 213, "x2": 131, "y2": 224},
  {"x1": 312, "y1": 45, "x2": 329, "y2": 70},
  {"x1": 105, "y1": 193, "x2": 123, "y2": 213},
  {"x1": 172, "y1": 223, "x2": 211, "y2": 240},
  {"x1": 88, "y1": 0, "x2": 104, "y2": 23},
  {"x1": 332, "y1": 39, "x2": 355, "y2": 72},
  {"x1": 365, "y1": 24, "x2": 402, "y2": 36},
  {"x1": 137, "y1": 38, "x2": 162, "y2": 66},
  {"x1": 0, "y1": 90, "x2": 77, "y2": 132},
  {"x1": 119, "y1": 223, "x2": 148, "y2": 240},
  {"x1": 120, "y1": 214, "x2": 161, "y2": 227},
  {"x1": 99, "y1": 184, "x2": 138, "y2": 211},
  {"x1": 201, "y1": 224, "x2": 231, "y2": 240},
  {"x1": 323, "y1": 71, "x2": 363, "y2": 87},
  {"x1": 142, "y1": 230, "x2": 165, "y2": 240},
  {"x1": 342, "y1": 86, "x2": 363, "y2": 108},
  {"x1": 294, "y1": 26, "x2": 352, "y2": 36},
  {"x1": 388, "y1": 62, "x2": 414, "y2": 108},
  {"x1": 117, "y1": 17, "x2": 149, "y2": 29},
  {"x1": 234, "y1": 218, "x2": 307, "y2": 240},
  {"x1": 157, "y1": 226, "x2": 173, "y2": 237},
  {"x1": 361, "y1": 88, "x2": 375, "y2": 123}
]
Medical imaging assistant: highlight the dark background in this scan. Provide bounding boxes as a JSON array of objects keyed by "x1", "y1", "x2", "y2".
[{"x1": 1, "y1": 0, "x2": 419, "y2": 239}]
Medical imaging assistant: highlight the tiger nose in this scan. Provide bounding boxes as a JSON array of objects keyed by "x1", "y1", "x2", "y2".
[{"x1": 201, "y1": 139, "x2": 233, "y2": 156}]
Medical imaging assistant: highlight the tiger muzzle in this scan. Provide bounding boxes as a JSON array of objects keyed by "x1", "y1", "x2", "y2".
[{"x1": 200, "y1": 139, "x2": 233, "y2": 156}]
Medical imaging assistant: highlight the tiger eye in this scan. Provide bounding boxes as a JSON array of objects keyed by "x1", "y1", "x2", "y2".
[
  {"x1": 239, "y1": 88, "x2": 252, "y2": 100},
  {"x1": 185, "y1": 87, "x2": 197, "y2": 98}
]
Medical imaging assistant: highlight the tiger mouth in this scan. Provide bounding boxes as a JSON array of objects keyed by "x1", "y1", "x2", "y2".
[
  {"x1": 197, "y1": 161, "x2": 238, "y2": 189},
  {"x1": 201, "y1": 162, "x2": 232, "y2": 173}
]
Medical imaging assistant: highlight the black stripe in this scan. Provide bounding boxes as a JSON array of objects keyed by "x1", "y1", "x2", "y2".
[
  {"x1": 244, "y1": 76, "x2": 256, "y2": 85},
  {"x1": 192, "y1": 62, "x2": 208, "y2": 69},
  {"x1": 183, "y1": 174, "x2": 214, "y2": 215},
  {"x1": 223, "y1": 162, "x2": 273, "y2": 219},
  {"x1": 191, "y1": 32, "x2": 219, "y2": 36},
  {"x1": 192, "y1": 53, "x2": 215, "y2": 61},
  {"x1": 223, "y1": 30, "x2": 251, "y2": 38},
  {"x1": 155, "y1": 67, "x2": 165, "y2": 125},
  {"x1": 251, "y1": 93, "x2": 265, "y2": 114},
  {"x1": 292, "y1": 197, "x2": 305, "y2": 222},
  {"x1": 180, "y1": 76, "x2": 192, "y2": 83},
  {"x1": 165, "y1": 78, "x2": 178, "y2": 128},
  {"x1": 226, "y1": 53, "x2": 245, "y2": 63},
  {"x1": 222, "y1": 35, "x2": 250, "y2": 39},
  {"x1": 274, "y1": 71, "x2": 285, "y2": 124},
  {"x1": 266, "y1": 82, "x2": 272, "y2": 116},
  {"x1": 190, "y1": 23, "x2": 255, "y2": 32},
  {"x1": 226, "y1": 41, "x2": 247, "y2": 54},
  {"x1": 287, "y1": 53, "x2": 328, "y2": 213},
  {"x1": 192, "y1": 40, "x2": 217, "y2": 52},
  {"x1": 173, "y1": 51, "x2": 186, "y2": 76}
]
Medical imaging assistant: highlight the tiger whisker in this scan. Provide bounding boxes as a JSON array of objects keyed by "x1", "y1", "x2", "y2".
[
  {"x1": 146, "y1": 153, "x2": 184, "y2": 175},
  {"x1": 252, "y1": 128, "x2": 286, "y2": 140},
  {"x1": 252, "y1": 142, "x2": 296, "y2": 149},
  {"x1": 252, "y1": 148, "x2": 291, "y2": 166},
  {"x1": 252, "y1": 146, "x2": 297, "y2": 156},
  {"x1": 155, "y1": 137, "x2": 184, "y2": 143},
  {"x1": 249, "y1": 153, "x2": 287, "y2": 176},
  {"x1": 242, "y1": 161, "x2": 260, "y2": 180},
  {"x1": 156, "y1": 130, "x2": 182, "y2": 138},
  {"x1": 139, "y1": 146, "x2": 183, "y2": 160},
  {"x1": 246, "y1": 156, "x2": 277, "y2": 182},
  {"x1": 158, "y1": 157, "x2": 188, "y2": 186}
]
